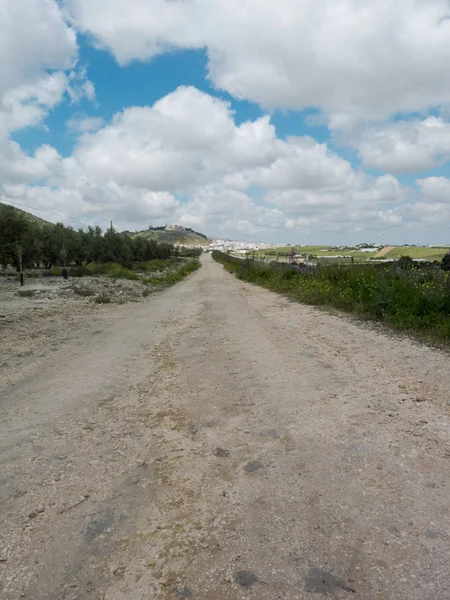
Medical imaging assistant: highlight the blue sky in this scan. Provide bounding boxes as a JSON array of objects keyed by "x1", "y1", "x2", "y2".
[
  {"x1": 14, "y1": 42, "x2": 331, "y2": 159},
  {"x1": 2, "y1": 0, "x2": 450, "y2": 244}
]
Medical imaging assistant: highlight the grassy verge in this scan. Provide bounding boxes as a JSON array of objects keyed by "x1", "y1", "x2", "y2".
[
  {"x1": 144, "y1": 260, "x2": 200, "y2": 285},
  {"x1": 212, "y1": 250, "x2": 450, "y2": 345},
  {"x1": 48, "y1": 259, "x2": 178, "y2": 279}
]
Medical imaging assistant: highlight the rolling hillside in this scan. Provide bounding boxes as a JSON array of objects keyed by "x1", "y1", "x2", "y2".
[
  {"x1": 0, "y1": 201, "x2": 50, "y2": 226},
  {"x1": 131, "y1": 227, "x2": 209, "y2": 246},
  {"x1": 0, "y1": 204, "x2": 209, "y2": 246}
]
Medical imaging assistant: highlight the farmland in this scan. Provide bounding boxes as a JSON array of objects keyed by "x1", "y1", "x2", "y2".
[
  {"x1": 381, "y1": 246, "x2": 449, "y2": 261},
  {"x1": 254, "y1": 245, "x2": 449, "y2": 263}
]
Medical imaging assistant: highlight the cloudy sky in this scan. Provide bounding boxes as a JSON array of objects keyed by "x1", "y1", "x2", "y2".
[{"x1": 1, "y1": 0, "x2": 450, "y2": 243}]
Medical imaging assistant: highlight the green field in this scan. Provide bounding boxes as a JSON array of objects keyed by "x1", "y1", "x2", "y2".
[
  {"x1": 256, "y1": 245, "x2": 449, "y2": 262},
  {"x1": 383, "y1": 247, "x2": 448, "y2": 261}
]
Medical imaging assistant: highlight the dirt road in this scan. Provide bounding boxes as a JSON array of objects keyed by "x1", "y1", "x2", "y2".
[{"x1": 1, "y1": 254, "x2": 450, "y2": 600}]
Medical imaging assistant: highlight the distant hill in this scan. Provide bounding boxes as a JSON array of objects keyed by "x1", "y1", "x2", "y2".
[
  {"x1": 0, "y1": 201, "x2": 50, "y2": 226},
  {"x1": 0, "y1": 205, "x2": 210, "y2": 246},
  {"x1": 129, "y1": 226, "x2": 210, "y2": 246}
]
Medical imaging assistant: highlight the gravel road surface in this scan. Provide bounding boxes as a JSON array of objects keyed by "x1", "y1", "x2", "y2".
[{"x1": 1, "y1": 253, "x2": 450, "y2": 600}]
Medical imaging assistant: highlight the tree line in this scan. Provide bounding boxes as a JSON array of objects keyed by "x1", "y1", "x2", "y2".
[{"x1": 0, "y1": 204, "x2": 175, "y2": 270}]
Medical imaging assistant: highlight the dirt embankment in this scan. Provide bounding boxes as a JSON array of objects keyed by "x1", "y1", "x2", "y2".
[{"x1": 1, "y1": 254, "x2": 450, "y2": 600}]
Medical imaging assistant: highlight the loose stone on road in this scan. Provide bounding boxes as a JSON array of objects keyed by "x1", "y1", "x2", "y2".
[{"x1": 1, "y1": 254, "x2": 450, "y2": 599}]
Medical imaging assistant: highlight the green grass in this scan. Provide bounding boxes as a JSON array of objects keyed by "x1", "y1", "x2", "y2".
[
  {"x1": 213, "y1": 250, "x2": 450, "y2": 345},
  {"x1": 256, "y1": 245, "x2": 449, "y2": 262},
  {"x1": 157, "y1": 259, "x2": 201, "y2": 285},
  {"x1": 383, "y1": 247, "x2": 448, "y2": 261},
  {"x1": 51, "y1": 261, "x2": 173, "y2": 279},
  {"x1": 105, "y1": 263, "x2": 139, "y2": 280},
  {"x1": 256, "y1": 246, "x2": 379, "y2": 262},
  {"x1": 141, "y1": 259, "x2": 201, "y2": 288},
  {"x1": 136, "y1": 259, "x2": 177, "y2": 272},
  {"x1": 16, "y1": 289, "x2": 35, "y2": 298}
]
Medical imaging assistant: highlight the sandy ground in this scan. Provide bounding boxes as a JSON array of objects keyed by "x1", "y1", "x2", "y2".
[
  {"x1": 1, "y1": 254, "x2": 450, "y2": 600},
  {"x1": 374, "y1": 246, "x2": 395, "y2": 258},
  {"x1": 0, "y1": 271, "x2": 169, "y2": 388}
]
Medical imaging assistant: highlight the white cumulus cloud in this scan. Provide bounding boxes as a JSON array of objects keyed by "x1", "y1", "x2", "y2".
[
  {"x1": 1, "y1": 86, "x2": 416, "y2": 240},
  {"x1": 352, "y1": 117, "x2": 450, "y2": 174},
  {"x1": 65, "y1": 0, "x2": 450, "y2": 125}
]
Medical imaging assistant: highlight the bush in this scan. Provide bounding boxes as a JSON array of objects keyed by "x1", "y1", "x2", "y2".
[
  {"x1": 441, "y1": 253, "x2": 450, "y2": 271},
  {"x1": 68, "y1": 266, "x2": 88, "y2": 277},
  {"x1": 94, "y1": 294, "x2": 112, "y2": 304},
  {"x1": 16, "y1": 289, "x2": 35, "y2": 298},
  {"x1": 135, "y1": 259, "x2": 177, "y2": 272},
  {"x1": 158, "y1": 259, "x2": 200, "y2": 285},
  {"x1": 398, "y1": 255, "x2": 414, "y2": 270},
  {"x1": 179, "y1": 248, "x2": 203, "y2": 258},
  {"x1": 212, "y1": 250, "x2": 242, "y2": 273},
  {"x1": 105, "y1": 263, "x2": 139, "y2": 281}
]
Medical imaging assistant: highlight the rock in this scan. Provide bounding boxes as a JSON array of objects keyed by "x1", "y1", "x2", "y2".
[
  {"x1": 306, "y1": 568, "x2": 355, "y2": 594},
  {"x1": 176, "y1": 587, "x2": 193, "y2": 599},
  {"x1": 425, "y1": 530, "x2": 441, "y2": 539},
  {"x1": 259, "y1": 428, "x2": 279, "y2": 439},
  {"x1": 112, "y1": 566, "x2": 126, "y2": 578},
  {"x1": 213, "y1": 447, "x2": 230, "y2": 458},
  {"x1": 243, "y1": 460, "x2": 263, "y2": 473},
  {"x1": 234, "y1": 571, "x2": 258, "y2": 588},
  {"x1": 28, "y1": 512, "x2": 38, "y2": 519},
  {"x1": 37, "y1": 506, "x2": 46, "y2": 514},
  {"x1": 416, "y1": 396, "x2": 427, "y2": 402}
]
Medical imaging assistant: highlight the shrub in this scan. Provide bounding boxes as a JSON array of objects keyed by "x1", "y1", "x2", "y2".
[
  {"x1": 158, "y1": 259, "x2": 200, "y2": 285},
  {"x1": 94, "y1": 294, "x2": 112, "y2": 304},
  {"x1": 441, "y1": 253, "x2": 450, "y2": 272},
  {"x1": 105, "y1": 263, "x2": 139, "y2": 280},
  {"x1": 68, "y1": 266, "x2": 87, "y2": 277},
  {"x1": 136, "y1": 259, "x2": 177, "y2": 272},
  {"x1": 16, "y1": 289, "x2": 35, "y2": 298},
  {"x1": 398, "y1": 255, "x2": 414, "y2": 270},
  {"x1": 179, "y1": 248, "x2": 203, "y2": 258}
]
